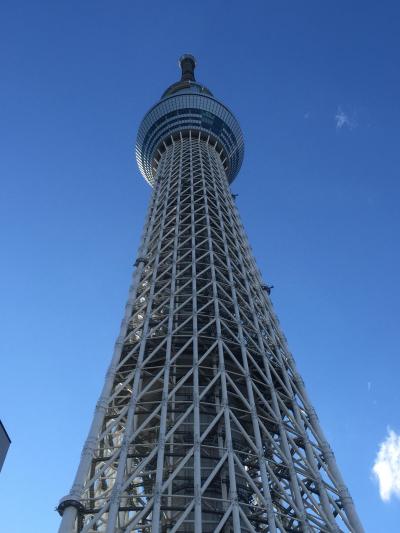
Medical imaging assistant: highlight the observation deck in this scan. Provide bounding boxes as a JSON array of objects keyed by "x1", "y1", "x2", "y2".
[{"x1": 136, "y1": 54, "x2": 244, "y2": 186}]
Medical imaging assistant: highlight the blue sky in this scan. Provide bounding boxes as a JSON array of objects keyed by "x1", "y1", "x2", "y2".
[{"x1": 1, "y1": 1, "x2": 399, "y2": 531}]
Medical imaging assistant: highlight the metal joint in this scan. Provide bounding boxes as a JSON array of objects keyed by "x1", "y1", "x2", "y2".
[
  {"x1": 56, "y1": 496, "x2": 85, "y2": 517},
  {"x1": 261, "y1": 284, "x2": 274, "y2": 294},
  {"x1": 134, "y1": 257, "x2": 148, "y2": 267}
]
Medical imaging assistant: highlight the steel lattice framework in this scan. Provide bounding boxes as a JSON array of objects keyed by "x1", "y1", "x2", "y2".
[{"x1": 58, "y1": 56, "x2": 364, "y2": 533}]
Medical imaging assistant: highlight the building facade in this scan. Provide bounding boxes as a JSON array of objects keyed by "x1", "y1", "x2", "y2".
[
  {"x1": 57, "y1": 56, "x2": 364, "y2": 533},
  {"x1": 0, "y1": 420, "x2": 11, "y2": 472}
]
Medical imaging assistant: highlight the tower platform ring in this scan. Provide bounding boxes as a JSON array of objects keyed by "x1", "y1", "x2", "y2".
[{"x1": 136, "y1": 91, "x2": 244, "y2": 186}]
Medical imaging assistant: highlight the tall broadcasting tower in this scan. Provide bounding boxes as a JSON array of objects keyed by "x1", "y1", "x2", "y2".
[{"x1": 58, "y1": 56, "x2": 363, "y2": 533}]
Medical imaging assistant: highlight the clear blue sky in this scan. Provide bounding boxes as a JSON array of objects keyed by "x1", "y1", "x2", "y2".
[{"x1": 1, "y1": 1, "x2": 399, "y2": 531}]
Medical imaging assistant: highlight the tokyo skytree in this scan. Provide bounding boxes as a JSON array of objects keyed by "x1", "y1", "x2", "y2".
[{"x1": 57, "y1": 55, "x2": 364, "y2": 533}]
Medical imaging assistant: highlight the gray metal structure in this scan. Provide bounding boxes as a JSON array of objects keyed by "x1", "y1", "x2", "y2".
[
  {"x1": 0, "y1": 420, "x2": 11, "y2": 473},
  {"x1": 57, "y1": 56, "x2": 364, "y2": 533}
]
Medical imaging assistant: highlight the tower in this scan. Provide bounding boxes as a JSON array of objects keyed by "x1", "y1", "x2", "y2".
[{"x1": 57, "y1": 55, "x2": 364, "y2": 533}]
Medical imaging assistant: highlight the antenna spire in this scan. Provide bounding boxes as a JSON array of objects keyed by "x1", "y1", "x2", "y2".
[{"x1": 179, "y1": 54, "x2": 196, "y2": 81}]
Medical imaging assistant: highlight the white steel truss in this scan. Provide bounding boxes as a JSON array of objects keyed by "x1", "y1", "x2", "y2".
[{"x1": 58, "y1": 132, "x2": 364, "y2": 533}]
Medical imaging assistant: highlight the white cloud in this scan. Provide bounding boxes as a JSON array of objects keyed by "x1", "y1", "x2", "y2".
[
  {"x1": 335, "y1": 106, "x2": 355, "y2": 130},
  {"x1": 372, "y1": 428, "x2": 400, "y2": 502}
]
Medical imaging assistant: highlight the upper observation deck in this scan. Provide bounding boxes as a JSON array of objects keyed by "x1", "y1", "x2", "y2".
[{"x1": 136, "y1": 55, "x2": 244, "y2": 186}]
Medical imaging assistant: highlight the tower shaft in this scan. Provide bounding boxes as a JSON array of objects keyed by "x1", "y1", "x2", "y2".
[{"x1": 58, "y1": 57, "x2": 364, "y2": 533}]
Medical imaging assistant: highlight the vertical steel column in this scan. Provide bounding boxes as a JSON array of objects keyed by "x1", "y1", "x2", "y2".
[
  {"x1": 58, "y1": 174, "x2": 161, "y2": 533},
  {"x1": 150, "y1": 137, "x2": 183, "y2": 532},
  {"x1": 225, "y1": 192, "x2": 340, "y2": 531},
  {"x1": 204, "y1": 144, "x2": 278, "y2": 533},
  {"x1": 105, "y1": 143, "x2": 177, "y2": 533},
  {"x1": 200, "y1": 140, "x2": 241, "y2": 532},
  {"x1": 189, "y1": 133, "x2": 203, "y2": 533}
]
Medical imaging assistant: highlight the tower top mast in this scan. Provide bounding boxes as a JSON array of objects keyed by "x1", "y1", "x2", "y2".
[
  {"x1": 136, "y1": 54, "x2": 244, "y2": 186},
  {"x1": 179, "y1": 54, "x2": 196, "y2": 81}
]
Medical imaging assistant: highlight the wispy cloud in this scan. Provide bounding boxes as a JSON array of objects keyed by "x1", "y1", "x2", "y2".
[
  {"x1": 335, "y1": 106, "x2": 355, "y2": 130},
  {"x1": 372, "y1": 428, "x2": 400, "y2": 502}
]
